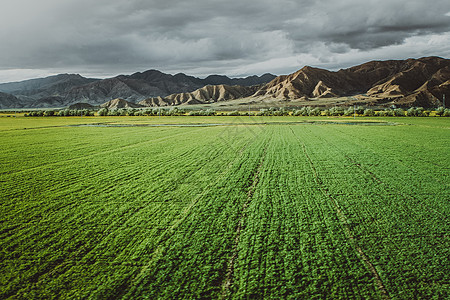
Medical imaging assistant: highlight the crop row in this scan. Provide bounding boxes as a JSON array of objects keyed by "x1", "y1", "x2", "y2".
[{"x1": 1, "y1": 119, "x2": 448, "y2": 298}]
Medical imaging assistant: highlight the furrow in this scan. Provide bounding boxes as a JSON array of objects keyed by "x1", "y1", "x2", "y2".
[{"x1": 289, "y1": 126, "x2": 390, "y2": 300}]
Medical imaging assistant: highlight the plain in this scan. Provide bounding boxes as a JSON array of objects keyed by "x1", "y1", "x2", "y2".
[{"x1": 0, "y1": 116, "x2": 449, "y2": 299}]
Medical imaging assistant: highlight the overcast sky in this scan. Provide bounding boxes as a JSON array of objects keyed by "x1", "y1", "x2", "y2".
[{"x1": 1, "y1": 0, "x2": 449, "y2": 83}]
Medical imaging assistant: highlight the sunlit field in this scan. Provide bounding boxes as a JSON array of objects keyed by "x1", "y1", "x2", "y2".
[{"x1": 1, "y1": 116, "x2": 448, "y2": 299}]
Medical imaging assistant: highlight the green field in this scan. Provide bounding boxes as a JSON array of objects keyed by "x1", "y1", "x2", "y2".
[{"x1": 1, "y1": 116, "x2": 449, "y2": 299}]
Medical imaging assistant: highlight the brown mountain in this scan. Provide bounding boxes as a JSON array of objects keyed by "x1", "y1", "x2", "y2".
[
  {"x1": 255, "y1": 56, "x2": 449, "y2": 107},
  {"x1": 64, "y1": 71, "x2": 205, "y2": 106},
  {"x1": 139, "y1": 84, "x2": 259, "y2": 106},
  {"x1": 254, "y1": 66, "x2": 353, "y2": 99},
  {"x1": 365, "y1": 57, "x2": 449, "y2": 107},
  {"x1": 65, "y1": 71, "x2": 275, "y2": 106},
  {"x1": 0, "y1": 70, "x2": 275, "y2": 108},
  {"x1": 0, "y1": 57, "x2": 447, "y2": 109},
  {"x1": 100, "y1": 98, "x2": 143, "y2": 109}
]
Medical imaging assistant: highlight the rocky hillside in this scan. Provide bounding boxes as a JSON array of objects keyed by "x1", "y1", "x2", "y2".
[
  {"x1": 0, "y1": 74, "x2": 98, "y2": 100},
  {"x1": 256, "y1": 56, "x2": 449, "y2": 107},
  {"x1": 139, "y1": 85, "x2": 259, "y2": 106},
  {"x1": 0, "y1": 71, "x2": 275, "y2": 108},
  {"x1": 65, "y1": 71, "x2": 275, "y2": 106},
  {"x1": 100, "y1": 98, "x2": 143, "y2": 109},
  {"x1": 136, "y1": 57, "x2": 449, "y2": 108},
  {"x1": 1, "y1": 57, "x2": 447, "y2": 109},
  {"x1": 0, "y1": 92, "x2": 22, "y2": 108}
]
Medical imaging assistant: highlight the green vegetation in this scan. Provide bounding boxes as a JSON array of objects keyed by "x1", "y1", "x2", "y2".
[
  {"x1": 16, "y1": 106, "x2": 450, "y2": 118},
  {"x1": 0, "y1": 116, "x2": 449, "y2": 299}
]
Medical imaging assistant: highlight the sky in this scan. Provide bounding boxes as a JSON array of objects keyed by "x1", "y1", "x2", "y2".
[{"x1": 1, "y1": 0, "x2": 449, "y2": 83}]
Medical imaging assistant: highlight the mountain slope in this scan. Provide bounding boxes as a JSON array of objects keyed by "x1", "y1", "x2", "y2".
[
  {"x1": 0, "y1": 57, "x2": 447, "y2": 108},
  {"x1": 100, "y1": 98, "x2": 144, "y2": 109},
  {"x1": 203, "y1": 73, "x2": 276, "y2": 86},
  {"x1": 0, "y1": 71, "x2": 275, "y2": 108},
  {"x1": 0, "y1": 92, "x2": 23, "y2": 108},
  {"x1": 63, "y1": 77, "x2": 146, "y2": 106},
  {"x1": 254, "y1": 66, "x2": 353, "y2": 99},
  {"x1": 0, "y1": 74, "x2": 98, "y2": 103},
  {"x1": 30, "y1": 96, "x2": 66, "y2": 108},
  {"x1": 254, "y1": 56, "x2": 449, "y2": 107},
  {"x1": 139, "y1": 84, "x2": 259, "y2": 106},
  {"x1": 64, "y1": 71, "x2": 275, "y2": 105}
]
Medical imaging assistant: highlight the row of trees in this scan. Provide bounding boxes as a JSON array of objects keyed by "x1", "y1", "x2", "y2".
[
  {"x1": 233, "y1": 106, "x2": 450, "y2": 117},
  {"x1": 25, "y1": 109, "x2": 94, "y2": 117},
  {"x1": 24, "y1": 106, "x2": 450, "y2": 117},
  {"x1": 97, "y1": 107, "x2": 188, "y2": 116}
]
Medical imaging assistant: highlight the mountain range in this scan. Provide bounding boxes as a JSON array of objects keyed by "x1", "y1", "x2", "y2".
[
  {"x1": 0, "y1": 71, "x2": 275, "y2": 108},
  {"x1": 0, "y1": 56, "x2": 448, "y2": 109},
  {"x1": 253, "y1": 56, "x2": 448, "y2": 107}
]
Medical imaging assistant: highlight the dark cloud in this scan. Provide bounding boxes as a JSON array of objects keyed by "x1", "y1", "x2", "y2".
[{"x1": 0, "y1": 0, "x2": 449, "y2": 82}]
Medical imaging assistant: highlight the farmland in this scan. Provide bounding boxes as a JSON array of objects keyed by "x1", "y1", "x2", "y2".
[{"x1": 0, "y1": 116, "x2": 449, "y2": 299}]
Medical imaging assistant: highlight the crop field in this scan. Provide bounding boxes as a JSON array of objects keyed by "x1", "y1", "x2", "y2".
[{"x1": 1, "y1": 116, "x2": 449, "y2": 299}]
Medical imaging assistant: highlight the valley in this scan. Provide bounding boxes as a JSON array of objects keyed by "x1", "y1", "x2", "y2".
[{"x1": 0, "y1": 116, "x2": 448, "y2": 299}]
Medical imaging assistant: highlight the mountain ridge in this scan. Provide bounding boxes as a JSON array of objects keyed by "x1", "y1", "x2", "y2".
[
  {"x1": 0, "y1": 71, "x2": 276, "y2": 108},
  {"x1": 0, "y1": 57, "x2": 448, "y2": 109},
  {"x1": 139, "y1": 84, "x2": 260, "y2": 107},
  {"x1": 252, "y1": 56, "x2": 448, "y2": 107}
]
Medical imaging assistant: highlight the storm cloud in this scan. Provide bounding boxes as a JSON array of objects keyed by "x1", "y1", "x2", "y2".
[{"x1": 0, "y1": 0, "x2": 449, "y2": 82}]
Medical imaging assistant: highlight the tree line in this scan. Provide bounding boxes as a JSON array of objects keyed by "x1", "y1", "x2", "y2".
[{"x1": 23, "y1": 106, "x2": 450, "y2": 117}]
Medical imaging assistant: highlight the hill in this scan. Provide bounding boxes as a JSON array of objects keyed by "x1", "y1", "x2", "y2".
[
  {"x1": 255, "y1": 56, "x2": 449, "y2": 107},
  {"x1": 139, "y1": 85, "x2": 259, "y2": 106},
  {"x1": 0, "y1": 57, "x2": 447, "y2": 109},
  {"x1": 63, "y1": 71, "x2": 275, "y2": 106},
  {"x1": 0, "y1": 74, "x2": 98, "y2": 102},
  {"x1": 100, "y1": 98, "x2": 143, "y2": 109},
  {"x1": 0, "y1": 71, "x2": 275, "y2": 108},
  {"x1": 0, "y1": 92, "x2": 23, "y2": 109}
]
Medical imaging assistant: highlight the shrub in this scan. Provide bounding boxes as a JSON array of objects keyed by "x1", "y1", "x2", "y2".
[
  {"x1": 188, "y1": 109, "x2": 215, "y2": 116},
  {"x1": 416, "y1": 107, "x2": 425, "y2": 117},
  {"x1": 406, "y1": 107, "x2": 425, "y2": 117},
  {"x1": 227, "y1": 110, "x2": 240, "y2": 116},
  {"x1": 384, "y1": 109, "x2": 394, "y2": 117},
  {"x1": 168, "y1": 107, "x2": 185, "y2": 116},
  {"x1": 204, "y1": 109, "x2": 216, "y2": 116},
  {"x1": 329, "y1": 107, "x2": 344, "y2": 116},
  {"x1": 292, "y1": 109, "x2": 301, "y2": 116},
  {"x1": 363, "y1": 109, "x2": 374, "y2": 116},
  {"x1": 273, "y1": 108, "x2": 289, "y2": 116},
  {"x1": 393, "y1": 108, "x2": 405, "y2": 116},
  {"x1": 355, "y1": 106, "x2": 365, "y2": 115},
  {"x1": 435, "y1": 107, "x2": 445, "y2": 116},
  {"x1": 107, "y1": 109, "x2": 120, "y2": 116},
  {"x1": 344, "y1": 107, "x2": 354, "y2": 116},
  {"x1": 142, "y1": 108, "x2": 153, "y2": 116},
  {"x1": 127, "y1": 109, "x2": 137, "y2": 116},
  {"x1": 310, "y1": 107, "x2": 321, "y2": 116},
  {"x1": 98, "y1": 108, "x2": 108, "y2": 116},
  {"x1": 257, "y1": 109, "x2": 270, "y2": 116}
]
